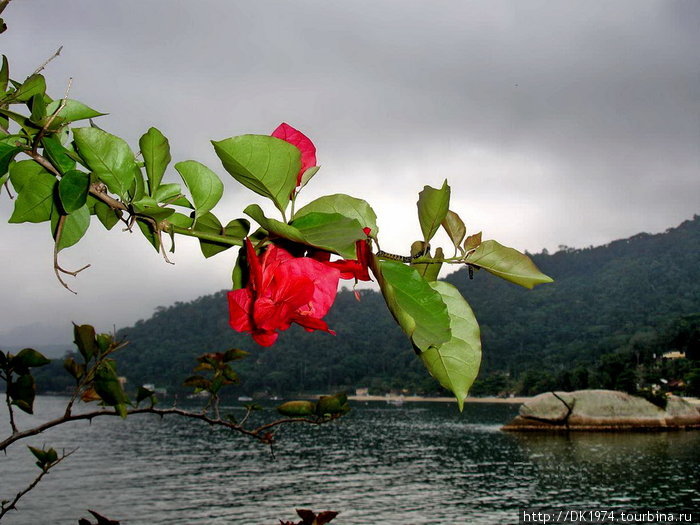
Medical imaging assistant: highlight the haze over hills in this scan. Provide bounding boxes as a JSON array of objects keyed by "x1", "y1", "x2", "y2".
[{"x1": 32, "y1": 215, "x2": 700, "y2": 396}]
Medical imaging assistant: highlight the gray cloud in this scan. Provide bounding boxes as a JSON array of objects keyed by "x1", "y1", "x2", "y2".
[{"x1": 1, "y1": 0, "x2": 698, "y2": 340}]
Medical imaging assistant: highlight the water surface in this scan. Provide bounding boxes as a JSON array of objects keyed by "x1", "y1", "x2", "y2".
[{"x1": 1, "y1": 397, "x2": 698, "y2": 524}]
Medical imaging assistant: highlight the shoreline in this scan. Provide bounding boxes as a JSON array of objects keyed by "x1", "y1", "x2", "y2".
[
  {"x1": 347, "y1": 395, "x2": 530, "y2": 404},
  {"x1": 345, "y1": 395, "x2": 700, "y2": 406}
]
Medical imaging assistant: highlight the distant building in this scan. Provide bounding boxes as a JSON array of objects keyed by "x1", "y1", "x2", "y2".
[
  {"x1": 662, "y1": 351, "x2": 686, "y2": 360},
  {"x1": 355, "y1": 387, "x2": 369, "y2": 396}
]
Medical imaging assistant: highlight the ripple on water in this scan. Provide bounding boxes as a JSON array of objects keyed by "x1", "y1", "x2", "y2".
[{"x1": 2, "y1": 398, "x2": 699, "y2": 524}]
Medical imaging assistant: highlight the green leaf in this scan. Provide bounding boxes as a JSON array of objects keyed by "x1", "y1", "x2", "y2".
[
  {"x1": 193, "y1": 212, "x2": 221, "y2": 256},
  {"x1": 298, "y1": 165, "x2": 320, "y2": 190},
  {"x1": 51, "y1": 204, "x2": 90, "y2": 251},
  {"x1": 8, "y1": 166, "x2": 56, "y2": 223},
  {"x1": 464, "y1": 231, "x2": 482, "y2": 251},
  {"x1": 411, "y1": 242, "x2": 443, "y2": 281},
  {"x1": 316, "y1": 394, "x2": 350, "y2": 416},
  {"x1": 153, "y1": 183, "x2": 180, "y2": 203},
  {"x1": 231, "y1": 246, "x2": 247, "y2": 289},
  {"x1": 8, "y1": 160, "x2": 46, "y2": 193},
  {"x1": 421, "y1": 282, "x2": 481, "y2": 410},
  {"x1": 212, "y1": 134, "x2": 300, "y2": 214},
  {"x1": 129, "y1": 163, "x2": 147, "y2": 202},
  {"x1": 96, "y1": 333, "x2": 112, "y2": 354},
  {"x1": 245, "y1": 204, "x2": 365, "y2": 258},
  {"x1": 167, "y1": 211, "x2": 194, "y2": 228},
  {"x1": 8, "y1": 374, "x2": 36, "y2": 414},
  {"x1": 0, "y1": 107, "x2": 35, "y2": 134},
  {"x1": 28, "y1": 445, "x2": 48, "y2": 463},
  {"x1": 29, "y1": 446, "x2": 58, "y2": 470},
  {"x1": 8, "y1": 74, "x2": 46, "y2": 103},
  {"x1": 136, "y1": 219, "x2": 160, "y2": 252},
  {"x1": 417, "y1": 180, "x2": 450, "y2": 244},
  {"x1": 277, "y1": 400, "x2": 316, "y2": 416},
  {"x1": 183, "y1": 375, "x2": 210, "y2": 391},
  {"x1": 93, "y1": 199, "x2": 120, "y2": 230},
  {"x1": 139, "y1": 127, "x2": 171, "y2": 196},
  {"x1": 29, "y1": 94, "x2": 46, "y2": 122},
  {"x1": 58, "y1": 170, "x2": 90, "y2": 213},
  {"x1": 15, "y1": 348, "x2": 50, "y2": 368},
  {"x1": 291, "y1": 212, "x2": 366, "y2": 259},
  {"x1": 42, "y1": 135, "x2": 77, "y2": 174},
  {"x1": 74, "y1": 324, "x2": 98, "y2": 361},
  {"x1": 41, "y1": 99, "x2": 105, "y2": 128},
  {"x1": 136, "y1": 385, "x2": 155, "y2": 404},
  {"x1": 73, "y1": 127, "x2": 139, "y2": 200},
  {"x1": 377, "y1": 260, "x2": 451, "y2": 351},
  {"x1": 63, "y1": 357, "x2": 84, "y2": 381},
  {"x1": 294, "y1": 193, "x2": 379, "y2": 236},
  {"x1": 466, "y1": 240, "x2": 553, "y2": 289},
  {"x1": 223, "y1": 348, "x2": 248, "y2": 362},
  {"x1": 94, "y1": 360, "x2": 129, "y2": 411},
  {"x1": 244, "y1": 203, "x2": 304, "y2": 241},
  {"x1": 194, "y1": 213, "x2": 249, "y2": 258},
  {"x1": 442, "y1": 210, "x2": 466, "y2": 254},
  {"x1": 0, "y1": 142, "x2": 21, "y2": 177},
  {"x1": 174, "y1": 160, "x2": 224, "y2": 221},
  {"x1": 0, "y1": 55, "x2": 8, "y2": 92},
  {"x1": 132, "y1": 199, "x2": 175, "y2": 222},
  {"x1": 152, "y1": 183, "x2": 192, "y2": 208}
]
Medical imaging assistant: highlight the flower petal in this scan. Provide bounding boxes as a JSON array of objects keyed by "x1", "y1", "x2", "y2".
[
  {"x1": 271, "y1": 123, "x2": 317, "y2": 184},
  {"x1": 227, "y1": 288, "x2": 253, "y2": 332},
  {"x1": 252, "y1": 329, "x2": 279, "y2": 347},
  {"x1": 277, "y1": 257, "x2": 340, "y2": 318},
  {"x1": 293, "y1": 314, "x2": 336, "y2": 335}
]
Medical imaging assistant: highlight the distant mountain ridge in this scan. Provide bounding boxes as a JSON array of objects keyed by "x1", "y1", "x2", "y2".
[{"x1": 105, "y1": 215, "x2": 700, "y2": 395}]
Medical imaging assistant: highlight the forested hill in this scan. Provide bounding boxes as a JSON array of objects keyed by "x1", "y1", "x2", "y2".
[
  {"x1": 446, "y1": 215, "x2": 700, "y2": 375},
  {"x1": 95, "y1": 215, "x2": 699, "y2": 396}
]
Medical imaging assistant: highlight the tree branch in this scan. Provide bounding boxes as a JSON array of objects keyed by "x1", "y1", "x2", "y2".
[
  {"x1": 4, "y1": 383, "x2": 18, "y2": 434},
  {"x1": 0, "y1": 448, "x2": 75, "y2": 520},
  {"x1": 1, "y1": 405, "x2": 337, "y2": 452},
  {"x1": 168, "y1": 224, "x2": 244, "y2": 247},
  {"x1": 32, "y1": 46, "x2": 63, "y2": 76}
]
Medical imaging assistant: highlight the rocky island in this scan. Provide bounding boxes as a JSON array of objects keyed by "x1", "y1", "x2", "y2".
[{"x1": 502, "y1": 390, "x2": 700, "y2": 431}]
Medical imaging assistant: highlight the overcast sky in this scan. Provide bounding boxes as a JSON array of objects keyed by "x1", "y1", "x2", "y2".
[{"x1": 1, "y1": 0, "x2": 698, "y2": 347}]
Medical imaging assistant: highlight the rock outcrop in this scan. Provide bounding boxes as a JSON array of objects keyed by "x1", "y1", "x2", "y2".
[{"x1": 502, "y1": 390, "x2": 700, "y2": 431}]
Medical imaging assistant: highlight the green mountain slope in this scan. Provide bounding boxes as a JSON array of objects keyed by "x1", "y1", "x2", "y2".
[{"x1": 447, "y1": 215, "x2": 700, "y2": 375}]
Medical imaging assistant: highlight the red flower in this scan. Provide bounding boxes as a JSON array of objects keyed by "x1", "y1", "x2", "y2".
[
  {"x1": 312, "y1": 228, "x2": 373, "y2": 282},
  {"x1": 228, "y1": 240, "x2": 340, "y2": 346},
  {"x1": 271, "y1": 123, "x2": 317, "y2": 186}
]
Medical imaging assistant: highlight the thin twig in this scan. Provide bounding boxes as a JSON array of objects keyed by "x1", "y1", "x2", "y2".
[
  {"x1": 53, "y1": 214, "x2": 91, "y2": 294},
  {"x1": 4, "y1": 385, "x2": 18, "y2": 434},
  {"x1": 159, "y1": 233, "x2": 174, "y2": 264},
  {"x1": 239, "y1": 404, "x2": 254, "y2": 427},
  {"x1": 0, "y1": 448, "x2": 75, "y2": 519},
  {"x1": 32, "y1": 46, "x2": 63, "y2": 76},
  {"x1": 1, "y1": 406, "x2": 337, "y2": 452}
]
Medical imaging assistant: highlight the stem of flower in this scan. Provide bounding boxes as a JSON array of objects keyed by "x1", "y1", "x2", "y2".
[
  {"x1": 374, "y1": 250, "x2": 467, "y2": 265},
  {"x1": 167, "y1": 224, "x2": 244, "y2": 247}
]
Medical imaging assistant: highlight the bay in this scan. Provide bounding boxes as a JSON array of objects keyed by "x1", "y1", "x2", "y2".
[{"x1": 1, "y1": 396, "x2": 698, "y2": 524}]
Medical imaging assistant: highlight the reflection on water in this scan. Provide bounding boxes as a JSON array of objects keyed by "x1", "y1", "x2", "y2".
[{"x1": 1, "y1": 397, "x2": 698, "y2": 524}]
